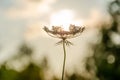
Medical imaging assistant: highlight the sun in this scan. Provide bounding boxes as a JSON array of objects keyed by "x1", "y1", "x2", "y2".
[
  {"x1": 50, "y1": 10, "x2": 84, "y2": 30},
  {"x1": 50, "y1": 10, "x2": 75, "y2": 30}
]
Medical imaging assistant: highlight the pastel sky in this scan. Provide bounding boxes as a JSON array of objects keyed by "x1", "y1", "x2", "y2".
[{"x1": 0, "y1": 0, "x2": 113, "y2": 77}]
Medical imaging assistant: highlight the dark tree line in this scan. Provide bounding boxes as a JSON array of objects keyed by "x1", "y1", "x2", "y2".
[{"x1": 93, "y1": 0, "x2": 120, "y2": 80}]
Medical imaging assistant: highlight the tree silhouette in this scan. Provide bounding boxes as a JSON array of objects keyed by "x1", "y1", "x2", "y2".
[{"x1": 93, "y1": 0, "x2": 120, "y2": 80}]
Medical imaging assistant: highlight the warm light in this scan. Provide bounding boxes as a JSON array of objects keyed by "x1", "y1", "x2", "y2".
[
  {"x1": 50, "y1": 10, "x2": 75, "y2": 30},
  {"x1": 50, "y1": 10, "x2": 84, "y2": 30}
]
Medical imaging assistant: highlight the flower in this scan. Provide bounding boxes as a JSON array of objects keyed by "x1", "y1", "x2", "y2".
[
  {"x1": 43, "y1": 24, "x2": 85, "y2": 80},
  {"x1": 43, "y1": 24, "x2": 85, "y2": 45}
]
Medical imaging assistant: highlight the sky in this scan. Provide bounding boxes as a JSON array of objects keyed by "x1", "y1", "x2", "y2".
[{"x1": 0, "y1": 0, "x2": 113, "y2": 77}]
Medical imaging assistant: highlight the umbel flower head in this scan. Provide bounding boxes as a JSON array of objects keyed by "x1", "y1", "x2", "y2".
[
  {"x1": 43, "y1": 24, "x2": 85, "y2": 46},
  {"x1": 43, "y1": 24, "x2": 85, "y2": 80}
]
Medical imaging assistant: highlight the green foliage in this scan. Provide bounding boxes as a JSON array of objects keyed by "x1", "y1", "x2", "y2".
[
  {"x1": 0, "y1": 65, "x2": 18, "y2": 80},
  {"x1": 94, "y1": 0, "x2": 120, "y2": 80},
  {"x1": 17, "y1": 63, "x2": 43, "y2": 80}
]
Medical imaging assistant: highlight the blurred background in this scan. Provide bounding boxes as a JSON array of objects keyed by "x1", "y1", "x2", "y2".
[{"x1": 0, "y1": 0, "x2": 120, "y2": 80}]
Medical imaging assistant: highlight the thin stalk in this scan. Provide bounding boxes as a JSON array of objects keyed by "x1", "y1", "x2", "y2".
[{"x1": 62, "y1": 39, "x2": 66, "y2": 80}]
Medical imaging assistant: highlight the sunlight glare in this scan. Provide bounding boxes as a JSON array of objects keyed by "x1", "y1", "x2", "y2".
[{"x1": 50, "y1": 10, "x2": 74, "y2": 30}]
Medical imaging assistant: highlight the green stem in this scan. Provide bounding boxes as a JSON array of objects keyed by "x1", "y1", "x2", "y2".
[{"x1": 62, "y1": 39, "x2": 66, "y2": 80}]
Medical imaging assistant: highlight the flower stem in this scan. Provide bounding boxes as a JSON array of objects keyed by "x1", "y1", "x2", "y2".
[{"x1": 62, "y1": 39, "x2": 66, "y2": 80}]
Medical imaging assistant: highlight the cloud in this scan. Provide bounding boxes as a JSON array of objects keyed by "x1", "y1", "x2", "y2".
[
  {"x1": 87, "y1": 8, "x2": 111, "y2": 28},
  {"x1": 6, "y1": 0, "x2": 56, "y2": 19},
  {"x1": 24, "y1": 21, "x2": 47, "y2": 41},
  {"x1": 0, "y1": 0, "x2": 57, "y2": 64},
  {"x1": 0, "y1": 19, "x2": 25, "y2": 64}
]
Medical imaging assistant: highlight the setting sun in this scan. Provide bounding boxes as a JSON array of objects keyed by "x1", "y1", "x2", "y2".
[
  {"x1": 50, "y1": 10, "x2": 74, "y2": 30},
  {"x1": 50, "y1": 10, "x2": 83, "y2": 31}
]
